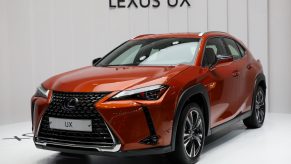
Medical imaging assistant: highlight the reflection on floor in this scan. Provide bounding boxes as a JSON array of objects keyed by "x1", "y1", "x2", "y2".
[{"x1": 1, "y1": 113, "x2": 290, "y2": 164}]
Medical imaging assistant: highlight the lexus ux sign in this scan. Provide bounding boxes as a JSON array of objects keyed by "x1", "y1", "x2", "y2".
[{"x1": 109, "y1": 0, "x2": 191, "y2": 8}]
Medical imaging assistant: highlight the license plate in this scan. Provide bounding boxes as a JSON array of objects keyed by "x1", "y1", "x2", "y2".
[{"x1": 49, "y1": 117, "x2": 92, "y2": 132}]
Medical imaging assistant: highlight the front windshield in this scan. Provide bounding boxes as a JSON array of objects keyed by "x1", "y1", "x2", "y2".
[{"x1": 97, "y1": 38, "x2": 200, "y2": 66}]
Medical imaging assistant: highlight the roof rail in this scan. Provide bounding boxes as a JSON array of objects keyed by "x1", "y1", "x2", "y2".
[
  {"x1": 203, "y1": 31, "x2": 228, "y2": 35},
  {"x1": 133, "y1": 34, "x2": 154, "y2": 39}
]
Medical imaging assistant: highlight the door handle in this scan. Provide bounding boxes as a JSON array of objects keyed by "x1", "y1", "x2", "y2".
[
  {"x1": 247, "y1": 64, "x2": 253, "y2": 70},
  {"x1": 232, "y1": 71, "x2": 240, "y2": 77}
]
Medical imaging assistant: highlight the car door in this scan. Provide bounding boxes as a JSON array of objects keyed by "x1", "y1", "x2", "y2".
[
  {"x1": 202, "y1": 37, "x2": 240, "y2": 127},
  {"x1": 222, "y1": 38, "x2": 250, "y2": 114},
  {"x1": 232, "y1": 40, "x2": 257, "y2": 113}
]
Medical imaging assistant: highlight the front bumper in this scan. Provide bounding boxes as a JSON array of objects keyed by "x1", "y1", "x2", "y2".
[
  {"x1": 34, "y1": 137, "x2": 122, "y2": 153},
  {"x1": 34, "y1": 138, "x2": 171, "y2": 156},
  {"x1": 32, "y1": 90, "x2": 176, "y2": 153}
]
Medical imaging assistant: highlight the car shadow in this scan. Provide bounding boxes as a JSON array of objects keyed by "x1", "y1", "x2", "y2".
[
  {"x1": 37, "y1": 153, "x2": 168, "y2": 164},
  {"x1": 37, "y1": 122, "x2": 248, "y2": 164},
  {"x1": 202, "y1": 122, "x2": 247, "y2": 154}
]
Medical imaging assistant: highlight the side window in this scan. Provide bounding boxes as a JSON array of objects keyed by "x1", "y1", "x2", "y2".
[
  {"x1": 203, "y1": 38, "x2": 227, "y2": 66},
  {"x1": 223, "y1": 38, "x2": 242, "y2": 60},
  {"x1": 236, "y1": 43, "x2": 246, "y2": 56}
]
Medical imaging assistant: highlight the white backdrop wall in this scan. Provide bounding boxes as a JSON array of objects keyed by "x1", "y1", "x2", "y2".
[
  {"x1": 269, "y1": 0, "x2": 291, "y2": 113},
  {"x1": 0, "y1": 0, "x2": 289, "y2": 125}
]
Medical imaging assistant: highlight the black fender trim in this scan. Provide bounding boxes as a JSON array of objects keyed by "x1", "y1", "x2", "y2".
[
  {"x1": 255, "y1": 73, "x2": 266, "y2": 91},
  {"x1": 139, "y1": 106, "x2": 159, "y2": 145},
  {"x1": 250, "y1": 73, "x2": 267, "y2": 112},
  {"x1": 210, "y1": 110, "x2": 252, "y2": 134},
  {"x1": 170, "y1": 84, "x2": 211, "y2": 151}
]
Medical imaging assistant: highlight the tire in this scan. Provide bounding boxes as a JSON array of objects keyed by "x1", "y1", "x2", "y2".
[
  {"x1": 60, "y1": 152, "x2": 77, "y2": 156},
  {"x1": 60, "y1": 152, "x2": 84, "y2": 157},
  {"x1": 243, "y1": 86, "x2": 266, "y2": 128},
  {"x1": 169, "y1": 103, "x2": 205, "y2": 164}
]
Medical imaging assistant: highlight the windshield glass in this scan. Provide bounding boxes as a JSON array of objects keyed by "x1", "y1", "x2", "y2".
[{"x1": 97, "y1": 38, "x2": 200, "y2": 66}]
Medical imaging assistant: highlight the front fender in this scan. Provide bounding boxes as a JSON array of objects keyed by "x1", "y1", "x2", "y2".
[{"x1": 171, "y1": 84, "x2": 211, "y2": 151}]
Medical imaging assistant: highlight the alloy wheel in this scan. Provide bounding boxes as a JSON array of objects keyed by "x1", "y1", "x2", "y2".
[
  {"x1": 183, "y1": 109, "x2": 203, "y2": 158},
  {"x1": 255, "y1": 89, "x2": 265, "y2": 123}
]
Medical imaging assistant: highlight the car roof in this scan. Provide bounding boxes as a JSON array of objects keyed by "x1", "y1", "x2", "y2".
[
  {"x1": 132, "y1": 31, "x2": 231, "y2": 40},
  {"x1": 131, "y1": 32, "x2": 247, "y2": 49}
]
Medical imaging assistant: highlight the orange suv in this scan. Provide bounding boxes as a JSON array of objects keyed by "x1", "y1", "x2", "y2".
[{"x1": 32, "y1": 32, "x2": 266, "y2": 164}]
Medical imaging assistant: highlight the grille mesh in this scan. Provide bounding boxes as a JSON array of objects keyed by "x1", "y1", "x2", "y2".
[{"x1": 38, "y1": 91, "x2": 114, "y2": 146}]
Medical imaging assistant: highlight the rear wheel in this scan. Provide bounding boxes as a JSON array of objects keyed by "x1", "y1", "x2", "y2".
[
  {"x1": 170, "y1": 103, "x2": 205, "y2": 164},
  {"x1": 243, "y1": 86, "x2": 266, "y2": 128}
]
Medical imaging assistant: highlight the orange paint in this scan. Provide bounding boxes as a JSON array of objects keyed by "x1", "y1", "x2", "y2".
[{"x1": 32, "y1": 32, "x2": 264, "y2": 151}]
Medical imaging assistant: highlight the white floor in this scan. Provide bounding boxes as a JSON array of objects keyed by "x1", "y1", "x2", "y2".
[{"x1": 0, "y1": 113, "x2": 290, "y2": 164}]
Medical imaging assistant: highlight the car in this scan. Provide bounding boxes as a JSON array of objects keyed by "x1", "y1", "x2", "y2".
[{"x1": 31, "y1": 31, "x2": 266, "y2": 164}]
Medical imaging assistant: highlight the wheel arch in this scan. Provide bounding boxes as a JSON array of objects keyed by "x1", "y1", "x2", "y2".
[
  {"x1": 171, "y1": 84, "x2": 211, "y2": 151},
  {"x1": 251, "y1": 73, "x2": 267, "y2": 111},
  {"x1": 255, "y1": 73, "x2": 267, "y2": 93}
]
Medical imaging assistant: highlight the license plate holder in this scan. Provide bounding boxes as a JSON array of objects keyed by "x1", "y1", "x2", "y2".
[{"x1": 49, "y1": 117, "x2": 92, "y2": 132}]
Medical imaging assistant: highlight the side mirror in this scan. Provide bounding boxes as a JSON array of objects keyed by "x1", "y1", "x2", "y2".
[
  {"x1": 92, "y1": 58, "x2": 102, "y2": 66},
  {"x1": 216, "y1": 55, "x2": 233, "y2": 64},
  {"x1": 207, "y1": 53, "x2": 218, "y2": 68}
]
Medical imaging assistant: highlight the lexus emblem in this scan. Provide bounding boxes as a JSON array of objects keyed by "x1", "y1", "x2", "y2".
[{"x1": 63, "y1": 98, "x2": 79, "y2": 110}]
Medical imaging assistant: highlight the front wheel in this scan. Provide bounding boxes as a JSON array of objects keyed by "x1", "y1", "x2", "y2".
[
  {"x1": 170, "y1": 103, "x2": 205, "y2": 164},
  {"x1": 243, "y1": 86, "x2": 266, "y2": 128}
]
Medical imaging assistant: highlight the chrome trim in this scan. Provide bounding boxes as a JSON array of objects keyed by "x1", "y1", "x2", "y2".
[
  {"x1": 35, "y1": 141, "x2": 47, "y2": 146},
  {"x1": 36, "y1": 137, "x2": 114, "y2": 146},
  {"x1": 35, "y1": 91, "x2": 121, "y2": 152},
  {"x1": 35, "y1": 118, "x2": 121, "y2": 152},
  {"x1": 198, "y1": 32, "x2": 205, "y2": 36},
  {"x1": 36, "y1": 85, "x2": 49, "y2": 98},
  {"x1": 105, "y1": 123, "x2": 118, "y2": 146},
  {"x1": 35, "y1": 140, "x2": 121, "y2": 152},
  {"x1": 35, "y1": 115, "x2": 43, "y2": 138}
]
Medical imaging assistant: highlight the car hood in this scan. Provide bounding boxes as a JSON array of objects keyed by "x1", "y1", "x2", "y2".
[{"x1": 42, "y1": 65, "x2": 190, "y2": 92}]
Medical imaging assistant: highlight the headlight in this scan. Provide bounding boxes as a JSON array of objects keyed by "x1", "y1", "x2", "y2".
[
  {"x1": 111, "y1": 85, "x2": 168, "y2": 101},
  {"x1": 34, "y1": 85, "x2": 49, "y2": 98}
]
